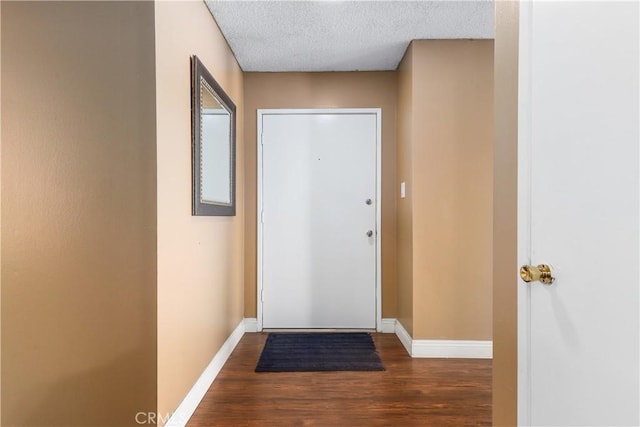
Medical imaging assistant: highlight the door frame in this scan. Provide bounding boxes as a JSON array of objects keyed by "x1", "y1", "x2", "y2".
[{"x1": 256, "y1": 108, "x2": 383, "y2": 332}]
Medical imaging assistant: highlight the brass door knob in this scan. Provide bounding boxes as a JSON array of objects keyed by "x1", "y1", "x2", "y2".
[{"x1": 520, "y1": 264, "x2": 554, "y2": 285}]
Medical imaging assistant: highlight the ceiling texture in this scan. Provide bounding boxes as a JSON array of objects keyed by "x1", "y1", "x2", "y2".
[{"x1": 205, "y1": 0, "x2": 495, "y2": 72}]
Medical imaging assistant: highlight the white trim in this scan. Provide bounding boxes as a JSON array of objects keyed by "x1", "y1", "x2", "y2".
[
  {"x1": 165, "y1": 320, "x2": 246, "y2": 427},
  {"x1": 256, "y1": 108, "x2": 383, "y2": 332},
  {"x1": 380, "y1": 318, "x2": 396, "y2": 334},
  {"x1": 374, "y1": 109, "x2": 382, "y2": 332},
  {"x1": 243, "y1": 317, "x2": 258, "y2": 333},
  {"x1": 411, "y1": 340, "x2": 493, "y2": 359},
  {"x1": 393, "y1": 320, "x2": 493, "y2": 359},
  {"x1": 394, "y1": 320, "x2": 413, "y2": 356},
  {"x1": 256, "y1": 108, "x2": 264, "y2": 331}
]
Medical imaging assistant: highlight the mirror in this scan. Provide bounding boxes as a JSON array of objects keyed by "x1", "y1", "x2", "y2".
[{"x1": 191, "y1": 55, "x2": 236, "y2": 216}]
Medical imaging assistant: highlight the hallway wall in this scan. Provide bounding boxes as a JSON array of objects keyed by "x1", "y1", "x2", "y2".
[
  {"x1": 396, "y1": 45, "x2": 415, "y2": 336},
  {"x1": 1, "y1": 2, "x2": 157, "y2": 425},
  {"x1": 155, "y1": 1, "x2": 245, "y2": 422},
  {"x1": 396, "y1": 40, "x2": 494, "y2": 341},
  {"x1": 493, "y1": 2, "x2": 520, "y2": 425}
]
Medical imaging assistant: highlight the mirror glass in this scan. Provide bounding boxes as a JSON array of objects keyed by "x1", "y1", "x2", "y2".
[
  {"x1": 200, "y1": 81, "x2": 231, "y2": 205},
  {"x1": 191, "y1": 55, "x2": 236, "y2": 216}
]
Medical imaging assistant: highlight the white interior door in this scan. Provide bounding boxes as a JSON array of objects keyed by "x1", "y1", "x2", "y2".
[
  {"x1": 259, "y1": 110, "x2": 380, "y2": 329},
  {"x1": 518, "y1": 2, "x2": 639, "y2": 425}
]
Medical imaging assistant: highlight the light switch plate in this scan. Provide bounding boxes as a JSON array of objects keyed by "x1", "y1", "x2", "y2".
[{"x1": 400, "y1": 182, "x2": 406, "y2": 199}]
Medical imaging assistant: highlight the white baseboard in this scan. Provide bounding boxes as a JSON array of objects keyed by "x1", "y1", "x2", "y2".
[
  {"x1": 243, "y1": 317, "x2": 258, "y2": 333},
  {"x1": 394, "y1": 320, "x2": 413, "y2": 355},
  {"x1": 380, "y1": 318, "x2": 396, "y2": 334},
  {"x1": 165, "y1": 319, "x2": 246, "y2": 427},
  {"x1": 392, "y1": 319, "x2": 492, "y2": 359},
  {"x1": 411, "y1": 339, "x2": 493, "y2": 359}
]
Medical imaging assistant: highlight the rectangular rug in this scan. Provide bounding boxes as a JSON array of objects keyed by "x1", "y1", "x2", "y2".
[{"x1": 255, "y1": 332, "x2": 385, "y2": 372}]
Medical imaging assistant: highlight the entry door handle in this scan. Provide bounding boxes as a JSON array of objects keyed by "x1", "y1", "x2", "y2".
[
  {"x1": 520, "y1": 264, "x2": 554, "y2": 285},
  {"x1": 366, "y1": 230, "x2": 374, "y2": 237}
]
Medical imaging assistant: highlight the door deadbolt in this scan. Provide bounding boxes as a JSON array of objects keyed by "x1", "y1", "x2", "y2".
[
  {"x1": 366, "y1": 199, "x2": 372, "y2": 205},
  {"x1": 366, "y1": 230, "x2": 374, "y2": 237},
  {"x1": 520, "y1": 264, "x2": 554, "y2": 285}
]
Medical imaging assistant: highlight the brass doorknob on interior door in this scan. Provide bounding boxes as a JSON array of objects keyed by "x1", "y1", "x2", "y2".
[{"x1": 520, "y1": 264, "x2": 554, "y2": 285}]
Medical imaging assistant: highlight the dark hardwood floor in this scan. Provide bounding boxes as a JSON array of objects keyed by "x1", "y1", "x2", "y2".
[{"x1": 188, "y1": 333, "x2": 491, "y2": 426}]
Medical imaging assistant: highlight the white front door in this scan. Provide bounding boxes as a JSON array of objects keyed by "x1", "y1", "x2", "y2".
[
  {"x1": 258, "y1": 109, "x2": 380, "y2": 329},
  {"x1": 518, "y1": 2, "x2": 639, "y2": 425}
]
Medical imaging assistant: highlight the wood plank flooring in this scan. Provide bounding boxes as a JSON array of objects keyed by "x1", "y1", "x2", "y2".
[{"x1": 188, "y1": 333, "x2": 491, "y2": 426}]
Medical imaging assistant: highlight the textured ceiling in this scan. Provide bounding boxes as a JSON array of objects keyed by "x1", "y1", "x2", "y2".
[{"x1": 205, "y1": 0, "x2": 494, "y2": 72}]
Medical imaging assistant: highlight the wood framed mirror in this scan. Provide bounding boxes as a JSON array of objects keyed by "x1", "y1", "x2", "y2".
[{"x1": 191, "y1": 55, "x2": 236, "y2": 216}]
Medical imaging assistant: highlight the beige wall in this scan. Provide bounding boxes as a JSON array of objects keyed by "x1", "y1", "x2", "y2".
[
  {"x1": 155, "y1": 0, "x2": 245, "y2": 422},
  {"x1": 243, "y1": 72, "x2": 398, "y2": 319},
  {"x1": 396, "y1": 40, "x2": 494, "y2": 341},
  {"x1": 1, "y1": 2, "x2": 157, "y2": 425},
  {"x1": 396, "y1": 46, "x2": 414, "y2": 336},
  {"x1": 493, "y1": 2, "x2": 519, "y2": 425}
]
